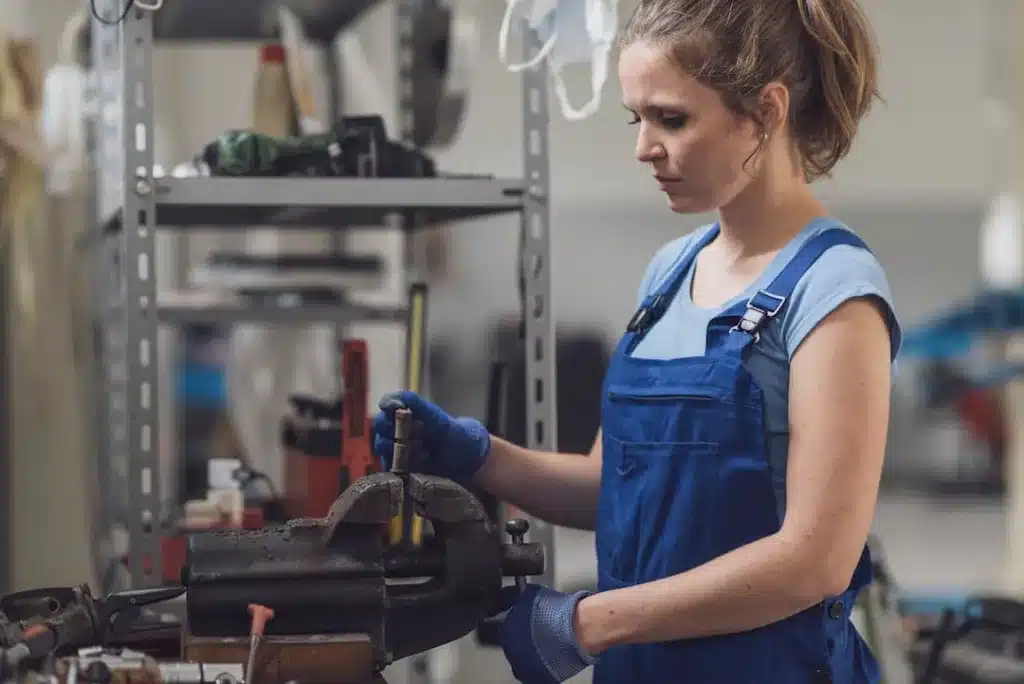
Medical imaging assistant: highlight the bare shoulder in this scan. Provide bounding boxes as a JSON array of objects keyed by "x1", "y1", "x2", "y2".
[{"x1": 791, "y1": 295, "x2": 892, "y2": 393}]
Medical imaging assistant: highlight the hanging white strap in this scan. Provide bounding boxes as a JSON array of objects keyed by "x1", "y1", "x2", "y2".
[
  {"x1": 550, "y1": 39, "x2": 610, "y2": 121},
  {"x1": 57, "y1": 9, "x2": 87, "y2": 66},
  {"x1": 498, "y1": 0, "x2": 558, "y2": 72}
]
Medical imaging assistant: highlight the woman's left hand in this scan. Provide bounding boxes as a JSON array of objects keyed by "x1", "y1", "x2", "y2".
[{"x1": 498, "y1": 584, "x2": 597, "y2": 684}]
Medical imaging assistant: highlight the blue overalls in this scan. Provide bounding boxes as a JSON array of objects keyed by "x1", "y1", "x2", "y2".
[{"x1": 595, "y1": 225, "x2": 881, "y2": 684}]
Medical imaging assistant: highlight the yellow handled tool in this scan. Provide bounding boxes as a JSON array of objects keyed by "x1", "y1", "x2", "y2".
[{"x1": 390, "y1": 283, "x2": 429, "y2": 546}]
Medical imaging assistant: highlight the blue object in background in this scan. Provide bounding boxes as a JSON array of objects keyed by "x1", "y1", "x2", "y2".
[
  {"x1": 900, "y1": 329, "x2": 975, "y2": 359},
  {"x1": 900, "y1": 289, "x2": 1024, "y2": 359},
  {"x1": 178, "y1": 362, "x2": 228, "y2": 408},
  {"x1": 898, "y1": 591, "x2": 983, "y2": 620}
]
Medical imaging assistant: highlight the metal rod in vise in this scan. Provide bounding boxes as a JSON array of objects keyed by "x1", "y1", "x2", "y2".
[
  {"x1": 391, "y1": 408, "x2": 412, "y2": 474},
  {"x1": 391, "y1": 408, "x2": 414, "y2": 546}
]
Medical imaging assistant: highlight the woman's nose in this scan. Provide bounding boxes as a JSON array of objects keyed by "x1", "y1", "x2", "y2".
[{"x1": 635, "y1": 126, "x2": 666, "y2": 163}]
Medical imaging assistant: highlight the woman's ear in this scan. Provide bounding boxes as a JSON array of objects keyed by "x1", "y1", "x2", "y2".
[{"x1": 758, "y1": 81, "x2": 790, "y2": 138}]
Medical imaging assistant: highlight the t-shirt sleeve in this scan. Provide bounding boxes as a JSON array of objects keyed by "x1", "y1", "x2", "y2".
[{"x1": 780, "y1": 244, "x2": 902, "y2": 362}]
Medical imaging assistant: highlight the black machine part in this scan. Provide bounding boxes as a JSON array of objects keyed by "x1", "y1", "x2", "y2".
[
  {"x1": 914, "y1": 596, "x2": 1024, "y2": 684},
  {"x1": 287, "y1": 395, "x2": 343, "y2": 421},
  {"x1": 202, "y1": 117, "x2": 436, "y2": 179},
  {"x1": 183, "y1": 472, "x2": 544, "y2": 665},
  {"x1": 0, "y1": 585, "x2": 185, "y2": 656},
  {"x1": 910, "y1": 640, "x2": 1024, "y2": 684},
  {"x1": 407, "y1": 0, "x2": 466, "y2": 149},
  {"x1": 281, "y1": 393, "x2": 344, "y2": 459}
]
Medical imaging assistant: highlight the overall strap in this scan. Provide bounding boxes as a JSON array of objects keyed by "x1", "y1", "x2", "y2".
[
  {"x1": 717, "y1": 226, "x2": 870, "y2": 354},
  {"x1": 623, "y1": 224, "x2": 721, "y2": 351}
]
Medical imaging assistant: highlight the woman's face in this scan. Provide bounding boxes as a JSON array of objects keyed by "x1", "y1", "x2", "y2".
[{"x1": 619, "y1": 40, "x2": 762, "y2": 214}]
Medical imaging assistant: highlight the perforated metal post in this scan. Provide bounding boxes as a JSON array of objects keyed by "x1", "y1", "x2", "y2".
[
  {"x1": 91, "y1": 1, "x2": 131, "y2": 590},
  {"x1": 395, "y1": 0, "x2": 426, "y2": 281},
  {"x1": 520, "y1": 24, "x2": 557, "y2": 589},
  {"x1": 395, "y1": 5, "x2": 433, "y2": 683},
  {"x1": 97, "y1": 0, "x2": 161, "y2": 589},
  {"x1": 86, "y1": 6, "x2": 112, "y2": 589}
]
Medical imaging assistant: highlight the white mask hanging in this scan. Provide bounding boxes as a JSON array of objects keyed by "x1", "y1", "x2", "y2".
[{"x1": 498, "y1": 0, "x2": 618, "y2": 121}]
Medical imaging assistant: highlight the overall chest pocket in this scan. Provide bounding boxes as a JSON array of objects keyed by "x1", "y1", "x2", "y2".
[
  {"x1": 600, "y1": 437, "x2": 722, "y2": 584},
  {"x1": 600, "y1": 386, "x2": 729, "y2": 584},
  {"x1": 604, "y1": 385, "x2": 735, "y2": 447}
]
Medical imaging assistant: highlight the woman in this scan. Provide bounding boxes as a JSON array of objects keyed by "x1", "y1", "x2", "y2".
[{"x1": 373, "y1": 0, "x2": 900, "y2": 681}]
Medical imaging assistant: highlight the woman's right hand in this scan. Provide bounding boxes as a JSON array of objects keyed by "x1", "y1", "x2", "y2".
[{"x1": 371, "y1": 390, "x2": 491, "y2": 484}]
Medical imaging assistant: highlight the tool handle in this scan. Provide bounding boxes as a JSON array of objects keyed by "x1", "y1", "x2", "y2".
[
  {"x1": 391, "y1": 284, "x2": 429, "y2": 547},
  {"x1": 247, "y1": 604, "x2": 275, "y2": 635},
  {"x1": 475, "y1": 519, "x2": 534, "y2": 648},
  {"x1": 341, "y1": 340, "x2": 378, "y2": 490}
]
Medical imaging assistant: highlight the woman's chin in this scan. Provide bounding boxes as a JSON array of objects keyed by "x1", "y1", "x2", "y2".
[{"x1": 664, "y1": 192, "x2": 708, "y2": 215}]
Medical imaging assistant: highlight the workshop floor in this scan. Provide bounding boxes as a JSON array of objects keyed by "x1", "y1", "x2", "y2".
[{"x1": 386, "y1": 492, "x2": 1008, "y2": 684}]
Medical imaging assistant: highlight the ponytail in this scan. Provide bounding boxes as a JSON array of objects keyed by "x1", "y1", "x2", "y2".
[{"x1": 795, "y1": 0, "x2": 880, "y2": 178}]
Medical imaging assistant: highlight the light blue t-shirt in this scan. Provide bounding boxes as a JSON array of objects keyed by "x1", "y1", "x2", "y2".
[{"x1": 631, "y1": 218, "x2": 901, "y2": 518}]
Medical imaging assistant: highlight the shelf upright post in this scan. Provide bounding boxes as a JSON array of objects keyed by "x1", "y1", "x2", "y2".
[
  {"x1": 88, "y1": 3, "x2": 117, "y2": 590},
  {"x1": 520, "y1": 23, "x2": 557, "y2": 589},
  {"x1": 395, "y1": 0, "x2": 427, "y2": 283},
  {"x1": 109, "y1": 0, "x2": 162, "y2": 588},
  {"x1": 90, "y1": 1, "x2": 134, "y2": 591},
  {"x1": 394, "y1": 4, "x2": 432, "y2": 683}
]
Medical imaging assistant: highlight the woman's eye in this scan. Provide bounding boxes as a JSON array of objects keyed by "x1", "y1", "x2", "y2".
[
  {"x1": 625, "y1": 110, "x2": 687, "y2": 128},
  {"x1": 661, "y1": 115, "x2": 687, "y2": 129}
]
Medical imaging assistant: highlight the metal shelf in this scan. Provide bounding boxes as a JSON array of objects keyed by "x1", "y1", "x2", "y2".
[
  {"x1": 105, "y1": 291, "x2": 406, "y2": 325},
  {"x1": 102, "y1": 176, "x2": 526, "y2": 232},
  {"x1": 156, "y1": 292, "x2": 407, "y2": 325}
]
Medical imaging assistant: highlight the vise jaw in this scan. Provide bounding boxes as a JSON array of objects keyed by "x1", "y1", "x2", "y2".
[{"x1": 182, "y1": 471, "x2": 544, "y2": 676}]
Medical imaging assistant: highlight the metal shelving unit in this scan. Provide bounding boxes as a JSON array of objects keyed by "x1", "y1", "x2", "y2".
[
  {"x1": 101, "y1": 176, "x2": 529, "y2": 229},
  {"x1": 87, "y1": 0, "x2": 556, "y2": 597},
  {"x1": 154, "y1": 294, "x2": 408, "y2": 326}
]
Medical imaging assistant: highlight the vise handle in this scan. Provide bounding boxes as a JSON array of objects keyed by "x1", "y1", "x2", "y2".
[{"x1": 476, "y1": 519, "x2": 535, "y2": 646}]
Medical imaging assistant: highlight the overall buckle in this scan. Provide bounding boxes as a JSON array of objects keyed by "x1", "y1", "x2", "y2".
[
  {"x1": 627, "y1": 295, "x2": 666, "y2": 333},
  {"x1": 730, "y1": 290, "x2": 786, "y2": 342}
]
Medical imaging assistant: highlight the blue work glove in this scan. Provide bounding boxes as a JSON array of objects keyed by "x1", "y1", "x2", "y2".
[
  {"x1": 371, "y1": 390, "x2": 490, "y2": 483},
  {"x1": 499, "y1": 584, "x2": 597, "y2": 684}
]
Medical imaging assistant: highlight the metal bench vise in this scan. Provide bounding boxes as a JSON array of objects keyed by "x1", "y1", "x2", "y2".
[{"x1": 181, "y1": 470, "x2": 544, "y2": 684}]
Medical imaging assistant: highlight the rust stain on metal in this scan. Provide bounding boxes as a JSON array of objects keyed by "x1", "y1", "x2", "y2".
[{"x1": 184, "y1": 634, "x2": 375, "y2": 684}]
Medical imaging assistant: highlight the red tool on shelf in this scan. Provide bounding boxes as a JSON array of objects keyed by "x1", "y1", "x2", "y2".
[
  {"x1": 339, "y1": 339, "x2": 378, "y2": 496},
  {"x1": 283, "y1": 339, "x2": 377, "y2": 519}
]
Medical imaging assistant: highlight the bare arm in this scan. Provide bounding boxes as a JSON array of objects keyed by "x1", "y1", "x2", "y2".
[
  {"x1": 574, "y1": 297, "x2": 892, "y2": 652},
  {"x1": 472, "y1": 430, "x2": 603, "y2": 530}
]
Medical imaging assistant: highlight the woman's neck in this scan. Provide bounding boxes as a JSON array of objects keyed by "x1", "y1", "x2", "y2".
[{"x1": 716, "y1": 169, "x2": 826, "y2": 259}]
